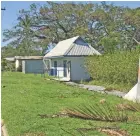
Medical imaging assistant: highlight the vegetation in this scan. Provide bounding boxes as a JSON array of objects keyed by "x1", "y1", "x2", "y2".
[
  {"x1": 2, "y1": 72, "x2": 140, "y2": 136},
  {"x1": 1, "y1": 59, "x2": 15, "y2": 71},
  {"x1": 86, "y1": 49, "x2": 140, "y2": 91},
  {"x1": 1, "y1": 2, "x2": 140, "y2": 135},
  {"x1": 2, "y1": 2, "x2": 140, "y2": 57},
  {"x1": 65, "y1": 103, "x2": 128, "y2": 122}
]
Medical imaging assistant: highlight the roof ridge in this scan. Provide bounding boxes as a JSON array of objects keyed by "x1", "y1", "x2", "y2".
[
  {"x1": 63, "y1": 36, "x2": 80, "y2": 55},
  {"x1": 58, "y1": 36, "x2": 79, "y2": 43},
  {"x1": 65, "y1": 37, "x2": 90, "y2": 55},
  {"x1": 64, "y1": 43, "x2": 75, "y2": 55},
  {"x1": 44, "y1": 36, "x2": 101, "y2": 58}
]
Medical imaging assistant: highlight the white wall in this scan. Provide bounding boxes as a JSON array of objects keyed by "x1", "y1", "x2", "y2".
[
  {"x1": 70, "y1": 57, "x2": 90, "y2": 81},
  {"x1": 22, "y1": 60, "x2": 25, "y2": 73},
  {"x1": 15, "y1": 59, "x2": 22, "y2": 71},
  {"x1": 15, "y1": 60, "x2": 20, "y2": 69},
  {"x1": 50, "y1": 57, "x2": 90, "y2": 81}
]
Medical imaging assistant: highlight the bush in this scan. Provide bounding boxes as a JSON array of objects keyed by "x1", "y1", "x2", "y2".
[
  {"x1": 1, "y1": 59, "x2": 15, "y2": 71},
  {"x1": 86, "y1": 49, "x2": 140, "y2": 87}
]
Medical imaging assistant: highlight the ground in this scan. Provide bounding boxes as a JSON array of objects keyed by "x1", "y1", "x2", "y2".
[{"x1": 1, "y1": 72, "x2": 140, "y2": 136}]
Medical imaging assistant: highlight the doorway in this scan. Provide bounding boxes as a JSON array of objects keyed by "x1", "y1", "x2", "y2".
[
  {"x1": 63, "y1": 60, "x2": 67, "y2": 77},
  {"x1": 54, "y1": 61, "x2": 57, "y2": 76},
  {"x1": 63, "y1": 60, "x2": 71, "y2": 79},
  {"x1": 67, "y1": 61, "x2": 71, "y2": 79}
]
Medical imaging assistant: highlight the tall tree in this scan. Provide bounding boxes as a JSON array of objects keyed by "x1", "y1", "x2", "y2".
[
  {"x1": 123, "y1": 7, "x2": 140, "y2": 48},
  {"x1": 3, "y1": 2, "x2": 140, "y2": 55},
  {"x1": 3, "y1": 5, "x2": 45, "y2": 55}
]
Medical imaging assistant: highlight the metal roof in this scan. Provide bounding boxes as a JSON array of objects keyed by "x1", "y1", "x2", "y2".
[
  {"x1": 44, "y1": 36, "x2": 79, "y2": 58},
  {"x1": 44, "y1": 36, "x2": 101, "y2": 58},
  {"x1": 65, "y1": 43, "x2": 101, "y2": 56}
]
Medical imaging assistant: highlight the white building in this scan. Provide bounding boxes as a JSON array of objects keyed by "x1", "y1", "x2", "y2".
[{"x1": 44, "y1": 36, "x2": 101, "y2": 81}]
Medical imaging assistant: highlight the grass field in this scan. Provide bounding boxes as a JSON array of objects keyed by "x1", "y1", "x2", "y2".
[{"x1": 1, "y1": 72, "x2": 140, "y2": 136}]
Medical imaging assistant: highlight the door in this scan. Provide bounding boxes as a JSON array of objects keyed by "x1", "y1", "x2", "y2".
[
  {"x1": 63, "y1": 60, "x2": 71, "y2": 79},
  {"x1": 63, "y1": 60, "x2": 67, "y2": 77},
  {"x1": 54, "y1": 61, "x2": 57, "y2": 76},
  {"x1": 67, "y1": 61, "x2": 71, "y2": 79}
]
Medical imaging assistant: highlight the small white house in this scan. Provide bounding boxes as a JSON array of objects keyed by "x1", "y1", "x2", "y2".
[
  {"x1": 15, "y1": 56, "x2": 44, "y2": 74},
  {"x1": 44, "y1": 36, "x2": 101, "y2": 81}
]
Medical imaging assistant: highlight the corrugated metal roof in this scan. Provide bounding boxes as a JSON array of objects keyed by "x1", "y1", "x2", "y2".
[
  {"x1": 44, "y1": 36, "x2": 79, "y2": 58},
  {"x1": 65, "y1": 43, "x2": 101, "y2": 56},
  {"x1": 44, "y1": 36, "x2": 101, "y2": 58}
]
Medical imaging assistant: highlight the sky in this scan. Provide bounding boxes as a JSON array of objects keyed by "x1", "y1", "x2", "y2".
[{"x1": 1, "y1": 1, "x2": 140, "y2": 46}]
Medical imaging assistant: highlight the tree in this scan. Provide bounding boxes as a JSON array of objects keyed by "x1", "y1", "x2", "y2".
[
  {"x1": 3, "y1": 2, "x2": 140, "y2": 55},
  {"x1": 3, "y1": 5, "x2": 45, "y2": 56},
  {"x1": 122, "y1": 7, "x2": 140, "y2": 50}
]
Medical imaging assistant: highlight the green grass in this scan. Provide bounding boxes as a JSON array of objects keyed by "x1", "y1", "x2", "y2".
[{"x1": 2, "y1": 72, "x2": 140, "y2": 136}]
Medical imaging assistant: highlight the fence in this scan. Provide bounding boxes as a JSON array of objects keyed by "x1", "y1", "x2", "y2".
[{"x1": 49, "y1": 68, "x2": 67, "y2": 78}]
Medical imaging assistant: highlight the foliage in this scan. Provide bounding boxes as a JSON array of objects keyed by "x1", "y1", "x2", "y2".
[
  {"x1": 65, "y1": 102, "x2": 128, "y2": 122},
  {"x1": 116, "y1": 103, "x2": 140, "y2": 112},
  {"x1": 1, "y1": 45, "x2": 41, "y2": 58},
  {"x1": 2, "y1": 2, "x2": 140, "y2": 56},
  {"x1": 86, "y1": 49, "x2": 140, "y2": 90},
  {"x1": 1, "y1": 59, "x2": 15, "y2": 71}
]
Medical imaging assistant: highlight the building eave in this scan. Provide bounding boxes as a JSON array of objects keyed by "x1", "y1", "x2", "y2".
[{"x1": 15, "y1": 56, "x2": 43, "y2": 60}]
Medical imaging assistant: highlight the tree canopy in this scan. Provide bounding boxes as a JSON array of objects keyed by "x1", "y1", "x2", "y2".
[{"x1": 2, "y1": 2, "x2": 140, "y2": 57}]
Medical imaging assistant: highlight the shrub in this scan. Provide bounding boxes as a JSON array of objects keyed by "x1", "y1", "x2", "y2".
[
  {"x1": 1, "y1": 59, "x2": 15, "y2": 71},
  {"x1": 85, "y1": 49, "x2": 140, "y2": 86}
]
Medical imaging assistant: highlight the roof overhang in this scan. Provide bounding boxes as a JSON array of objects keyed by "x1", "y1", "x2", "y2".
[
  {"x1": 15, "y1": 56, "x2": 43, "y2": 60},
  {"x1": 43, "y1": 56, "x2": 64, "y2": 59},
  {"x1": 43, "y1": 55, "x2": 98, "y2": 59},
  {"x1": 4, "y1": 57, "x2": 15, "y2": 62}
]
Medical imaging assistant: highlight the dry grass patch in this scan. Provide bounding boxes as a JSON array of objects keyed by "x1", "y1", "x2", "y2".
[
  {"x1": 77, "y1": 127, "x2": 130, "y2": 136},
  {"x1": 116, "y1": 103, "x2": 140, "y2": 112},
  {"x1": 20, "y1": 133, "x2": 46, "y2": 136}
]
